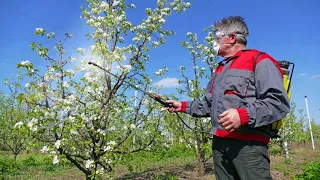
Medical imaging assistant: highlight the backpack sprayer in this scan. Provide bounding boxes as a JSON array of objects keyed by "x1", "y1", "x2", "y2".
[
  {"x1": 259, "y1": 60, "x2": 295, "y2": 138},
  {"x1": 88, "y1": 62, "x2": 212, "y2": 134},
  {"x1": 270, "y1": 60, "x2": 294, "y2": 134},
  {"x1": 252, "y1": 52, "x2": 295, "y2": 138}
]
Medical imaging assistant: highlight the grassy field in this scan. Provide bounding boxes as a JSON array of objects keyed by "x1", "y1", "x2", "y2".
[{"x1": 1, "y1": 140, "x2": 319, "y2": 180}]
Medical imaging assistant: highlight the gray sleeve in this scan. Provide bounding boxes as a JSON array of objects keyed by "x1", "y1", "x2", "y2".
[
  {"x1": 245, "y1": 58, "x2": 290, "y2": 128},
  {"x1": 184, "y1": 79, "x2": 213, "y2": 117}
]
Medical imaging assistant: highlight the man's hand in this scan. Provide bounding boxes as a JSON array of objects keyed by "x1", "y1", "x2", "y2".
[
  {"x1": 218, "y1": 109, "x2": 241, "y2": 132},
  {"x1": 165, "y1": 100, "x2": 182, "y2": 112}
]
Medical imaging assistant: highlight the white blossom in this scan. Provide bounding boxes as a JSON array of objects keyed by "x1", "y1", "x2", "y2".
[
  {"x1": 96, "y1": 167, "x2": 104, "y2": 175},
  {"x1": 112, "y1": 0, "x2": 120, "y2": 6},
  {"x1": 100, "y1": 1, "x2": 109, "y2": 9},
  {"x1": 65, "y1": 69, "x2": 74, "y2": 76},
  {"x1": 164, "y1": 143, "x2": 170, "y2": 148},
  {"x1": 63, "y1": 81, "x2": 69, "y2": 88},
  {"x1": 107, "y1": 141, "x2": 116, "y2": 146},
  {"x1": 130, "y1": 124, "x2": 136, "y2": 129},
  {"x1": 77, "y1": 47, "x2": 86, "y2": 55},
  {"x1": 51, "y1": 150, "x2": 57, "y2": 155},
  {"x1": 69, "y1": 116, "x2": 76, "y2": 123},
  {"x1": 106, "y1": 158, "x2": 112, "y2": 164},
  {"x1": 179, "y1": 137, "x2": 184, "y2": 143},
  {"x1": 14, "y1": 121, "x2": 23, "y2": 128},
  {"x1": 130, "y1": 4, "x2": 136, "y2": 8},
  {"x1": 25, "y1": 83, "x2": 30, "y2": 88},
  {"x1": 85, "y1": 160, "x2": 94, "y2": 169},
  {"x1": 132, "y1": 37, "x2": 140, "y2": 43},
  {"x1": 104, "y1": 146, "x2": 112, "y2": 152},
  {"x1": 35, "y1": 28, "x2": 44, "y2": 34},
  {"x1": 55, "y1": 140, "x2": 61, "y2": 149},
  {"x1": 91, "y1": 45, "x2": 96, "y2": 51},
  {"x1": 70, "y1": 130, "x2": 78, "y2": 135},
  {"x1": 161, "y1": 131, "x2": 166, "y2": 136},
  {"x1": 159, "y1": 18, "x2": 166, "y2": 24},
  {"x1": 97, "y1": 129, "x2": 106, "y2": 136},
  {"x1": 41, "y1": 146, "x2": 49, "y2": 153},
  {"x1": 20, "y1": 60, "x2": 31, "y2": 66},
  {"x1": 27, "y1": 118, "x2": 38, "y2": 132},
  {"x1": 53, "y1": 155, "x2": 59, "y2": 164},
  {"x1": 203, "y1": 117, "x2": 210, "y2": 123},
  {"x1": 47, "y1": 32, "x2": 55, "y2": 38}
]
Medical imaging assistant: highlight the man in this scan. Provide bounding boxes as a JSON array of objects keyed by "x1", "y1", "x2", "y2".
[{"x1": 166, "y1": 16, "x2": 290, "y2": 180}]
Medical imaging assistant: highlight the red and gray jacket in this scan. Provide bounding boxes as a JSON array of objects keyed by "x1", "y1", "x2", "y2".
[{"x1": 179, "y1": 49, "x2": 290, "y2": 144}]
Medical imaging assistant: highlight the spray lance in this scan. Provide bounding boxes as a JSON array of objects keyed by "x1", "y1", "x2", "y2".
[{"x1": 88, "y1": 61, "x2": 212, "y2": 134}]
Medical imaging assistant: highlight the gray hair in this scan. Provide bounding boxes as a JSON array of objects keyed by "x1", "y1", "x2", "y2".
[{"x1": 214, "y1": 16, "x2": 249, "y2": 45}]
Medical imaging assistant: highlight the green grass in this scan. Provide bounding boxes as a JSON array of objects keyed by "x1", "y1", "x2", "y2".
[
  {"x1": 0, "y1": 152, "x2": 83, "y2": 179},
  {"x1": 268, "y1": 145, "x2": 282, "y2": 156},
  {"x1": 115, "y1": 144, "x2": 199, "y2": 175},
  {"x1": 0, "y1": 145, "x2": 198, "y2": 179},
  {"x1": 1, "y1": 140, "x2": 319, "y2": 179}
]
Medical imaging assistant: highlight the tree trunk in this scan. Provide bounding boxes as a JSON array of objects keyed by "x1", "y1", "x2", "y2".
[
  {"x1": 197, "y1": 145, "x2": 205, "y2": 176},
  {"x1": 279, "y1": 140, "x2": 284, "y2": 156},
  {"x1": 14, "y1": 153, "x2": 18, "y2": 161},
  {"x1": 86, "y1": 173, "x2": 91, "y2": 180}
]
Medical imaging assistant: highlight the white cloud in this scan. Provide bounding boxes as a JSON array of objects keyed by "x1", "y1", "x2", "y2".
[
  {"x1": 299, "y1": 73, "x2": 307, "y2": 76},
  {"x1": 153, "y1": 78, "x2": 181, "y2": 88},
  {"x1": 311, "y1": 75, "x2": 320, "y2": 79}
]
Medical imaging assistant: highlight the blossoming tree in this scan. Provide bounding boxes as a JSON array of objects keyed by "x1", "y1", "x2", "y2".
[
  {"x1": 16, "y1": 0, "x2": 191, "y2": 179},
  {"x1": 165, "y1": 26, "x2": 218, "y2": 176}
]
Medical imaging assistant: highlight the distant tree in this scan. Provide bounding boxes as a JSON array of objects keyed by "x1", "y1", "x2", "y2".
[
  {"x1": 296, "y1": 109, "x2": 309, "y2": 147},
  {"x1": 0, "y1": 75, "x2": 30, "y2": 160},
  {"x1": 310, "y1": 119, "x2": 320, "y2": 139}
]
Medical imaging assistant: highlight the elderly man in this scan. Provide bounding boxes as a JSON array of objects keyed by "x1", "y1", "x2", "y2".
[{"x1": 166, "y1": 16, "x2": 290, "y2": 180}]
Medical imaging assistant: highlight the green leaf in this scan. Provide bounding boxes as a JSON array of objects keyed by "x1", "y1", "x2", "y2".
[{"x1": 30, "y1": 42, "x2": 37, "y2": 51}]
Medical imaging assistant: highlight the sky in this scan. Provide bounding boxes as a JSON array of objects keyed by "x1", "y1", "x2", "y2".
[{"x1": 0, "y1": 0, "x2": 320, "y2": 124}]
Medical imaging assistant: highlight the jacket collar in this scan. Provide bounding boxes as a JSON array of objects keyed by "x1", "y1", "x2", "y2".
[{"x1": 218, "y1": 49, "x2": 255, "y2": 65}]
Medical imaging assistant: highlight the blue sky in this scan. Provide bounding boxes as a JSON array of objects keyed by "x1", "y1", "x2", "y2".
[{"x1": 1, "y1": 0, "x2": 320, "y2": 124}]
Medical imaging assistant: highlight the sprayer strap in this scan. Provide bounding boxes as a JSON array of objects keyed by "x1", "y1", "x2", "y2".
[{"x1": 253, "y1": 51, "x2": 265, "y2": 72}]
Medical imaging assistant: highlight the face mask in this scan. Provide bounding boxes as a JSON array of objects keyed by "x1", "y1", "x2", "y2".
[{"x1": 213, "y1": 41, "x2": 220, "y2": 55}]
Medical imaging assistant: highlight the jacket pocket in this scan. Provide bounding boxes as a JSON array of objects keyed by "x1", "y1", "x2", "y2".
[
  {"x1": 219, "y1": 75, "x2": 249, "y2": 109},
  {"x1": 223, "y1": 75, "x2": 249, "y2": 98}
]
